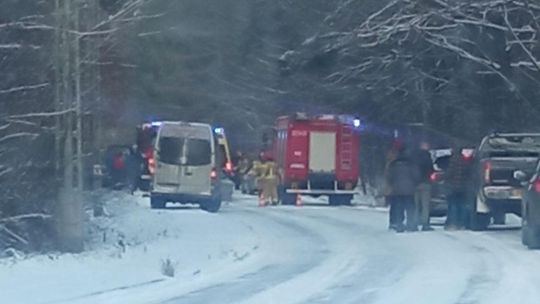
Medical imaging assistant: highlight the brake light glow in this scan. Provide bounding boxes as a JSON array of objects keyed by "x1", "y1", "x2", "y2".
[
  {"x1": 430, "y1": 172, "x2": 441, "y2": 183},
  {"x1": 461, "y1": 149, "x2": 474, "y2": 161},
  {"x1": 148, "y1": 157, "x2": 156, "y2": 175},
  {"x1": 210, "y1": 168, "x2": 218, "y2": 180},
  {"x1": 534, "y1": 179, "x2": 540, "y2": 193},
  {"x1": 225, "y1": 162, "x2": 233, "y2": 172},
  {"x1": 484, "y1": 161, "x2": 492, "y2": 184}
]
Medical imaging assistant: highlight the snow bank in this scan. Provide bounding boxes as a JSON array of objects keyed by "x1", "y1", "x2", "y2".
[{"x1": 0, "y1": 191, "x2": 261, "y2": 304}]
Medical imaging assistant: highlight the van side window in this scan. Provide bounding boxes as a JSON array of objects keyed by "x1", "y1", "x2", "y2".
[
  {"x1": 159, "y1": 137, "x2": 185, "y2": 165},
  {"x1": 186, "y1": 139, "x2": 211, "y2": 166}
]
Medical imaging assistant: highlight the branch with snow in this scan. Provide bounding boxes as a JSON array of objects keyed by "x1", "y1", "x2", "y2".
[
  {"x1": 0, "y1": 214, "x2": 52, "y2": 224},
  {"x1": 0, "y1": 83, "x2": 49, "y2": 95}
]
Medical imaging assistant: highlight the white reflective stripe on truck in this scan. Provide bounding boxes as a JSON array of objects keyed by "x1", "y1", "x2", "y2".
[{"x1": 286, "y1": 189, "x2": 357, "y2": 194}]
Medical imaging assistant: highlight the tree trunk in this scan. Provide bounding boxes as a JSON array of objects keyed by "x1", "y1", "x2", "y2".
[
  {"x1": 74, "y1": 3, "x2": 84, "y2": 191},
  {"x1": 56, "y1": 0, "x2": 84, "y2": 253},
  {"x1": 53, "y1": 0, "x2": 62, "y2": 177}
]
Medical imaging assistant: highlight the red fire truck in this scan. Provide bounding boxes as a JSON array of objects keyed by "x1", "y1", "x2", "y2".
[{"x1": 273, "y1": 113, "x2": 361, "y2": 205}]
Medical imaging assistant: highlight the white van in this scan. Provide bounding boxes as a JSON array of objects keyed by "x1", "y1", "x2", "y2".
[{"x1": 151, "y1": 122, "x2": 222, "y2": 212}]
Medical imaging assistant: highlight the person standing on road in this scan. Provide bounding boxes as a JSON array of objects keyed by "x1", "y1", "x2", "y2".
[
  {"x1": 252, "y1": 153, "x2": 266, "y2": 195},
  {"x1": 126, "y1": 145, "x2": 143, "y2": 194},
  {"x1": 414, "y1": 141, "x2": 435, "y2": 231},
  {"x1": 260, "y1": 156, "x2": 279, "y2": 206},
  {"x1": 384, "y1": 143, "x2": 400, "y2": 228},
  {"x1": 112, "y1": 151, "x2": 126, "y2": 189},
  {"x1": 386, "y1": 146, "x2": 420, "y2": 232},
  {"x1": 445, "y1": 146, "x2": 474, "y2": 230}
]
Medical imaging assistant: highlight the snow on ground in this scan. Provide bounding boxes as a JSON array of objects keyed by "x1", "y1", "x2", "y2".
[
  {"x1": 0, "y1": 192, "x2": 264, "y2": 304},
  {"x1": 2, "y1": 191, "x2": 540, "y2": 304}
]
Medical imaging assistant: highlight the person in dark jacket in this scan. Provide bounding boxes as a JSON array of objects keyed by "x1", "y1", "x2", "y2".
[
  {"x1": 386, "y1": 147, "x2": 421, "y2": 232},
  {"x1": 414, "y1": 141, "x2": 435, "y2": 231},
  {"x1": 445, "y1": 146, "x2": 474, "y2": 230},
  {"x1": 111, "y1": 151, "x2": 126, "y2": 188},
  {"x1": 126, "y1": 145, "x2": 143, "y2": 194}
]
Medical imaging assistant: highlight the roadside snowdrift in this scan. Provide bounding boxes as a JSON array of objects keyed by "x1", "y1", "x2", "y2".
[{"x1": 0, "y1": 192, "x2": 261, "y2": 304}]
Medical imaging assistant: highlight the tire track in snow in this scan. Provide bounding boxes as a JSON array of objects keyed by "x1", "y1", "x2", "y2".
[
  {"x1": 441, "y1": 232, "x2": 502, "y2": 304},
  {"x1": 297, "y1": 211, "x2": 412, "y2": 304},
  {"x1": 233, "y1": 207, "x2": 370, "y2": 304},
  {"x1": 446, "y1": 231, "x2": 540, "y2": 304},
  {"x1": 161, "y1": 207, "x2": 329, "y2": 304}
]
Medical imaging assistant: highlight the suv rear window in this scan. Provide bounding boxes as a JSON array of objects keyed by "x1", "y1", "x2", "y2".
[
  {"x1": 158, "y1": 137, "x2": 185, "y2": 165},
  {"x1": 487, "y1": 136, "x2": 540, "y2": 150},
  {"x1": 186, "y1": 139, "x2": 211, "y2": 166}
]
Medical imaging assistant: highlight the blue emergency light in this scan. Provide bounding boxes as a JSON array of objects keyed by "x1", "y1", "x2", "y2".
[
  {"x1": 353, "y1": 119, "x2": 361, "y2": 128},
  {"x1": 214, "y1": 127, "x2": 225, "y2": 135},
  {"x1": 151, "y1": 121, "x2": 163, "y2": 127}
]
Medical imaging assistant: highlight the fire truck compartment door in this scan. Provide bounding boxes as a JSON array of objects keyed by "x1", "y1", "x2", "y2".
[{"x1": 309, "y1": 131, "x2": 336, "y2": 173}]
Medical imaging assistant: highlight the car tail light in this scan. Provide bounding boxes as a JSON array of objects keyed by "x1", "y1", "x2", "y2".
[
  {"x1": 225, "y1": 162, "x2": 233, "y2": 172},
  {"x1": 534, "y1": 179, "x2": 540, "y2": 193},
  {"x1": 210, "y1": 168, "x2": 218, "y2": 180},
  {"x1": 484, "y1": 161, "x2": 492, "y2": 184},
  {"x1": 461, "y1": 149, "x2": 474, "y2": 161},
  {"x1": 148, "y1": 157, "x2": 156, "y2": 175},
  {"x1": 430, "y1": 172, "x2": 442, "y2": 183}
]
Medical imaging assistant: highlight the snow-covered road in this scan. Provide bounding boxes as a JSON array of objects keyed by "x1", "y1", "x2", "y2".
[{"x1": 2, "y1": 193, "x2": 540, "y2": 304}]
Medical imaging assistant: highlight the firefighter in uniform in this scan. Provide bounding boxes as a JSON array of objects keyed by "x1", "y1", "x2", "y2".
[
  {"x1": 260, "y1": 156, "x2": 279, "y2": 206},
  {"x1": 250, "y1": 156, "x2": 265, "y2": 194}
]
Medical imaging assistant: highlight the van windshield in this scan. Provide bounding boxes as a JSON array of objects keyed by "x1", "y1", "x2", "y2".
[
  {"x1": 158, "y1": 137, "x2": 185, "y2": 165},
  {"x1": 187, "y1": 139, "x2": 212, "y2": 166}
]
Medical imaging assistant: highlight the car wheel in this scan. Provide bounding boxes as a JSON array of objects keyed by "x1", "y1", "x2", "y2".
[
  {"x1": 522, "y1": 224, "x2": 530, "y2": 246},
  {"x1": 139, "y1": 180, "x2": 151, "y2": 192},
  {"x1": 201, "y1": 197, "x2": 221, "y2": 213},
  {"x1": 492, "y1": 211, "x2": 506, "y2": 225},
  {"x1": 525, "y1": 226, "x2": 540, "y2": 250},
  {"x1": 469, "y1": 203, "x2": 490, "y2": 231},
  {"x1": 150, "y1": 196, "x2": 166, "y2": 209},
  {"x1": 470, "y1": 213, "x2": 490, "y2": 231},
  {"x1": 279, "y1": 186, "x2": 296, "y2": 205}
]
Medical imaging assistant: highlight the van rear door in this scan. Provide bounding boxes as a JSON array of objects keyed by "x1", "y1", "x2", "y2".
[
  {"x1": 155, "y1": 136, "x2": 184, "y2": 190},
  {"x1": 179, "y1": 137, "x2": 213, "y2": 195}
]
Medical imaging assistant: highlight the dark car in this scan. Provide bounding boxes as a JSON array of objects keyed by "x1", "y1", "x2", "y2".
[
  {"x1": 469, "y1": 133, "x2": 540, "y2": 231},
  {"x1": 429, "y1": 149, "x2": 452, "y2": 217},
  {"x1": 515, "y1": 162, "x2": 540, "y2": 249}
]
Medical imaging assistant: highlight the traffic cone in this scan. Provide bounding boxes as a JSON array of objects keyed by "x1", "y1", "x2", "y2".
[
  {"x1": 295, "y1": 194, "x2": 303, "y2": 207},
  {"x1": 259, "y1": 194, "x2": 266, "y2": 207}
]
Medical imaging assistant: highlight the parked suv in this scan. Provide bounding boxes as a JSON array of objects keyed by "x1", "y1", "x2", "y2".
[
  {"x1": 470, "y1": 133, "x2": 540, "y2": 230},
  {"x1": 515, "y1": 162, "x2": 540, "y2": 249},
  {"x1": 151, "y1": 122, "x2": 222, "y2": 212}
]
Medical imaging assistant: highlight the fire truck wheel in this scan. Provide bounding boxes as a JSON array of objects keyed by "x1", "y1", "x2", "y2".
[
  {"x1": 329, "y1": 195, "x2": 353, "y2": 206},
  {"x1": 341, "y1": 195, "x2": 353, "y2": 206},
  {"x1": 281, "y1": 193, "x2": 296, "y2": 205},
  {"x1": 150, "y1": 196, "x2": 166, "y2": 209}
]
